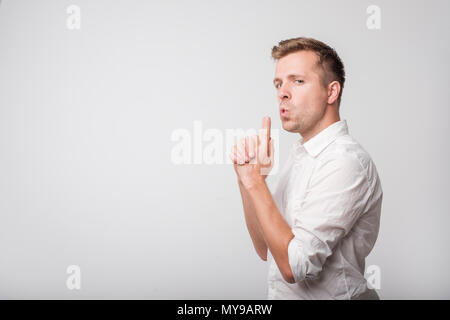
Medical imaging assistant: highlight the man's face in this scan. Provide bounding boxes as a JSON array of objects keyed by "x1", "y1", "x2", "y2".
[{"x1": 273, "y1": 50, "x2": 329, "y2": 135}]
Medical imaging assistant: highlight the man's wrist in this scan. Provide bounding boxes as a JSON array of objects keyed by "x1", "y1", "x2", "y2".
[{"x1": 242, "y1": 176, "x2": 266, "y2": 191}]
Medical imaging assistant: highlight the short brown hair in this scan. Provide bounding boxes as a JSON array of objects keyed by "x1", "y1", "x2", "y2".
[{"x1": 271, "y1": 37, "x2": 346, "y2": 106}]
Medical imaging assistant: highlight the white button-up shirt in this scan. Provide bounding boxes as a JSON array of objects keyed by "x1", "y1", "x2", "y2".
[{"x1": 268, "y1": 119, "x2": 383, "y2": 300}]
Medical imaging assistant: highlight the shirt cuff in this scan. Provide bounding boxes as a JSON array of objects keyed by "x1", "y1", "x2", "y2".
[{"x1": 287, "y1": 236, "x2": 302, "y2": 283}]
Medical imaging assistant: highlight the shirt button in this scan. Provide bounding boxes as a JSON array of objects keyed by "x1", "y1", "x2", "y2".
[{"x1": 271, "y1": 283, "x2": 275, "y2": 289}]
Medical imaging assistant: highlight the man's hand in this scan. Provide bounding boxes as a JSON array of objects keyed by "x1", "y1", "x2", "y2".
[{"x1": 229, "y1": 116, "x2": 274, "y2": 189}]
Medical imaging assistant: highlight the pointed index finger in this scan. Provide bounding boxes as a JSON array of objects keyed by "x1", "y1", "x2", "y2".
[{"x1": 260, "y1": 116, "x2": 271, "y2": 156}]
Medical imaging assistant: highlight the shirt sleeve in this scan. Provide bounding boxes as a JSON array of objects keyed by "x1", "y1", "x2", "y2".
[{"x1": 287, "y1": 155, "x2": 372, "y2": 283}]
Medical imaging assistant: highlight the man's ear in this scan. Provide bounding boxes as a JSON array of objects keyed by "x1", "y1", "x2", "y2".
[{"x1": 327, "y1": 81, "x2": 341, "y2": 105}]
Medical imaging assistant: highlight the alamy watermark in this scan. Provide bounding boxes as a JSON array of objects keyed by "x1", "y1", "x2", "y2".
[
  {"x1": 170, "y1": 120, "x2": 280, "y2": 175},
  {"x1": 67, "y1": 5, "x2": 81, "y2": 30},
  {"x1": 66, "y1": 265, "x2": 81, "y2": 290},
  {"x1": 366, "y1": 5, "x2": 381, "y2": 30},
  {"x1": 365, "y1": 264, "x2": 381, "y2": 290}
]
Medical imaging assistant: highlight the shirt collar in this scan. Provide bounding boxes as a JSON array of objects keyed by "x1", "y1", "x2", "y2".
[{"x1": 294, "y1": 119, "x2": 349, "y2": 158}]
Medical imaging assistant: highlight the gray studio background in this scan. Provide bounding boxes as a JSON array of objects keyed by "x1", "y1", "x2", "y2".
[{"x1": 0, "y1": 0, "x2": 449, "y2": 299}]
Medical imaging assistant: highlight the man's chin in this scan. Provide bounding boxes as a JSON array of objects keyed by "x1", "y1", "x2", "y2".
[
  {"x1": 281, "y1": 121, "x2": 300, "y2": 133},
  {"x1": 282, "y1": 123, "x2": 295, "y2": 133}
]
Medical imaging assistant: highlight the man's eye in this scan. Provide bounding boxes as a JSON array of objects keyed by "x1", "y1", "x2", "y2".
[
  {"x1": 296, "y1": 80, "x2": 304, "y2": 84},
  {"x1": 275, "y1": 83, "x2": 281, "y2": 89}
]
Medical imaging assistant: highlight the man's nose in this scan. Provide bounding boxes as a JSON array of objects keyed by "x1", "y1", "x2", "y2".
[{"x1": 277, "y1": 85, "x2": 291, "y2": 101}]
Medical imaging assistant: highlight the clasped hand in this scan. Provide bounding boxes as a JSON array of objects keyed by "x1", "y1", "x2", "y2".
[{"x1": 229, "y1": 116, "x2": 274, "y2": 188}]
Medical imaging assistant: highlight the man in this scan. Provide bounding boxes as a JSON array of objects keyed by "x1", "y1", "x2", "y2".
[{"x1": 229, "y1": 37, "x2": 383, "y2": 300}]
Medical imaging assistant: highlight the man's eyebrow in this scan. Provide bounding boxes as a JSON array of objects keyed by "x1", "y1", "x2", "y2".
[{"x1": 273, "y1": 74, "x2": 306, "y2": 84}]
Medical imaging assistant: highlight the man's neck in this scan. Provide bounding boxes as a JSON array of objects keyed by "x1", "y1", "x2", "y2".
[{"x1": 300, "y1": 111, "x2": 340, "y2": 143}]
